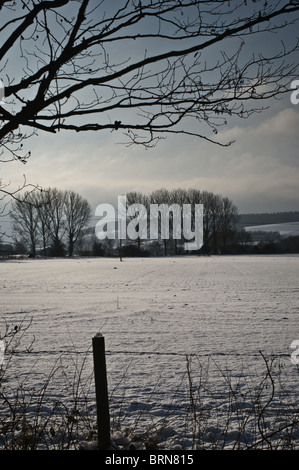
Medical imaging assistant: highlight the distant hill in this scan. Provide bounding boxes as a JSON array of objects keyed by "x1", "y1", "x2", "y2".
[{"x1": 238, "y1": 211, "x2": 299, "y2": 227}]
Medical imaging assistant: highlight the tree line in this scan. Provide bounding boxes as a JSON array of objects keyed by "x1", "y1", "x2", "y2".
[
  {"x1": 9, "y1": 186, "x2": 299, "y2": 258},
  {"x1": 10, "y1": 188, "x2": 91, "y2": 257},
  {"x1": 9, "y1": 187, "x2": 240, "y2": 258},
  {"x1": 122, "y1": 188, "x2": 239, "y2": 256}
]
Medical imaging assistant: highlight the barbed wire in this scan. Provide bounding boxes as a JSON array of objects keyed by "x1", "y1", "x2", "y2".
[{"x1": 5, "y1": 349, "x2": 291, "y2": 358}]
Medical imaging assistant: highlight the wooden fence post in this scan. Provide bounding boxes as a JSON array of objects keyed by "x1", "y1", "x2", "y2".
[{"x1": 92, "y1": 332, "x2": 110, "y2": 449}]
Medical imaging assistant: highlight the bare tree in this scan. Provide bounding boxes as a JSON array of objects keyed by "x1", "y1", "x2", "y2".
[
  {"x1": 169, "y1": 188, "x2": 189, "y2": 254},
  {"x1": 125, "y1": 191, "x2": 149, "y2": 255},
  {"x1": 219, "y1": 196, "x2": 239, "y2": 253},
  {"x1": 0, "y1": 0, "x2": 298, "y2": 166},
  {"x1": 207, "y1": 192, "x2": 223, "y2": 253},
  {"x1": 149, "y1": 188, "x2": 173, "y2": 255},
  {"x1": 64, "y1": 190, "x2": 91, "y2": 256},
  {"x1": 34, "y1": 189, "x2": 52, "y2": 256},
  {"x1": 10, "y1": 191, "x2": 40, "y2": 257},
  {"x1": 10, "y1": 187, "x2": 91, "y2": 256},
  {"x1": 44, "y1": 187, "x2": 66, "y2": 256}
]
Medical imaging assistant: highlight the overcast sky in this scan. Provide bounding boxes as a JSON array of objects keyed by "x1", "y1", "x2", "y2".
[
  {"x1": 3, "y1": 91, "x2": 298, "y2": 218},
  {"x1": 1, "y1": 2, "x2": 299, "y2": 227}
]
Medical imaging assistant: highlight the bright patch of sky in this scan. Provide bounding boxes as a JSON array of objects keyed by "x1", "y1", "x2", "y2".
[{"x1": 1, "y1": 1, "x2": 298, "y2": 222}]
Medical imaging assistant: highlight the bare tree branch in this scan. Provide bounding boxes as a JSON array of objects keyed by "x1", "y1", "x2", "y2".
[{"x1": 0, "y1": 0, "x2": 298, "y2": 157}]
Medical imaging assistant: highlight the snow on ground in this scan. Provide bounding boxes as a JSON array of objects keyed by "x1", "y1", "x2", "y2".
[
  {"x1": 1, "y1": 255, "x2": 299, "y2": 449},
  {"x1": 245, "y1": 221, "x2": 299, "y2": 236}
]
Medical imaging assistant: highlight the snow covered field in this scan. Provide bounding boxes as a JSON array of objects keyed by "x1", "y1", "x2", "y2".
[
  {"x1": 245, "y1": 221, "x2": 299, "y2": 236},
  {"x1": 1, "y1": 255, "x2": 299, "y2": 449}
]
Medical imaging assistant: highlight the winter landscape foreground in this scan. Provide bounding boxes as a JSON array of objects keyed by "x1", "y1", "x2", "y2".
[{"x1": 1, "y1": 254, "x2": 299, "y2": 450}]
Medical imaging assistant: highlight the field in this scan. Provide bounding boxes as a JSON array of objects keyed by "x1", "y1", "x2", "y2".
[
  {"x1": 245, "y1": 221, "x2": 299, "y2": 236},
  {"x1": 1, "y1": 254, "x2": 299, "y2": 449}
]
